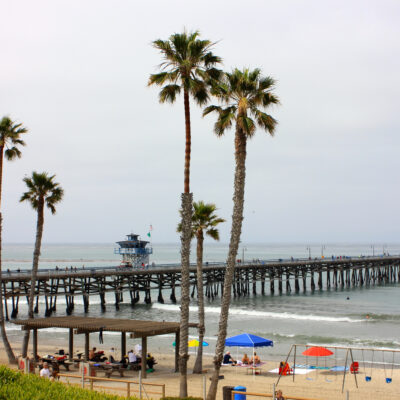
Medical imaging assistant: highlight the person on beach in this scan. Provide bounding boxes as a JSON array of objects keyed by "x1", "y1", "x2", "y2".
[
  {"x1": 242, "y1": 354, "x2": 250, "y2": 364},
  {"x1": 40, "y1": 362, "x2": 51, "y2": 378},
  {"x1": 108, "y1": 347, "x2": 116, "y2": 363},
  {"x1": 275, "y1": 390, "x2": 285, "y2": 400},
  {"x1": 128, "y1": 350, "x2": 137, "y2": 365},
  {"x1": 89, "y1": 347, "x2": 96, "y2": 361},
  {"x1": 146, "y1": 353, "x2": 156, "y2": 369},
  {"x1": 223, "y1": 351, "x2": 237, "y2": 365},
  {"x1": 250, "y1": 353, "x2": 261, "y2": 365}
]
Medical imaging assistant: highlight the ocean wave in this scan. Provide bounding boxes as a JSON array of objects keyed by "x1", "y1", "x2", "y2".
[
  {"x1": 357, "y1": 313, "x2": 400, "y2": 322},
  {"x1": 151, "y1": 304, "x2": 363, "y2": 323}
]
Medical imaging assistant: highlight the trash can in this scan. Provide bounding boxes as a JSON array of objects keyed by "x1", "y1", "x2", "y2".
[
  {"x1": 222, "y1": 386, "x2": 235, "y2": 400},
  {"x1": 234, "y1": 385, "x2": 246, "y2": 400}
]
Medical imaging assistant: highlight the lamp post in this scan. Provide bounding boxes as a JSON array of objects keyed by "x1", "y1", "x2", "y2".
[
  {"x1": 306, "y1": 246, "x2": 311, "y2": 260},
  {"x1": 242, "y1": 247, "x2": 247, "y2": 264},
  {"x1": 321, "y1": 245, "x2": 326, "y2": 259},
  {"x1": 371, "y1": 245, "x2": 375, "y2": 257}
]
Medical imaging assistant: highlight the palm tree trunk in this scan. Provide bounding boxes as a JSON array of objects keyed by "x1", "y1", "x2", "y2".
[
  {"x1": 193, "y1": 229, "x2": 205, "y2": 374},
  {"x1": 183, "y1": 89, "x2": 191, "y2": 194},
  {"x1": 207, "y1": 127, "x2": 247, "y2": 400},
  {"x1": 179, "y1": 192, "x2": 192, "y2": 396},
  {"x1": 179, "y1": 88, "x2": 193, "y2": 397},
  {"x1": 0, "y1": 146, "x2": 17, "y2": 364},
  {"x1": 22, "y1": 197, "x2": 44, "y2": 358},
  {"x1": 0, "y1": 213, "x2": 17, "y2": 364}
]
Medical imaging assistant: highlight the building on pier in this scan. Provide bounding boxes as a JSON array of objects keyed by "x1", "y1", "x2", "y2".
[{"x1": 114, "y1": 233, "x2": 152, "y2": 268}]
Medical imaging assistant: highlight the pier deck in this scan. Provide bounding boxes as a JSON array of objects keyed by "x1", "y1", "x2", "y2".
[{"x1": 1, "y1": 256, "x2": 399, "y2": 319}]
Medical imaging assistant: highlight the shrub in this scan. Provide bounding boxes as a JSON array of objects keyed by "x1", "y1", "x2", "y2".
[{"x1": 0, "y1": 365, "x2": 137, "y2": 400}]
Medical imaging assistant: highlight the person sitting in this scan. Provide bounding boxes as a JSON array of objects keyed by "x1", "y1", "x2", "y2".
[
  {"x1": 40, "y1": 362, "x2": 51, "y2": 378},
  {"x1": 89, "y1": 347, "x2": 97, "y2": 361},
  {"x1": 242, "y1": 353, "x2": 250, "y2": 365},
  {"x1": 279, "y1": 361, "x2": 292, "y2": 375},
  {"x1": 275, "y1": 390, "x2": 285, "y2": 400},
  {"x1": 250, "y1": 353, "x2": 261, "y2": 365},
  {"x1": 146, "y1": 353, "x2": 157, "y2": 370},
  {"x1": 223, "y1": 351, "x2": 237, "y2": 365},
  {"x1": 108, "y1": 347, "x2": 116, "y2": 363},
  {"x1": 127, "y1": 349, "x2": 139, "y2": 369}
]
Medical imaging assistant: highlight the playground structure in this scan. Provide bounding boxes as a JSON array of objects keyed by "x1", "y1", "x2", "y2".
[{"x1": 277, "y1": 344, "x2": 400, "y2": 393}]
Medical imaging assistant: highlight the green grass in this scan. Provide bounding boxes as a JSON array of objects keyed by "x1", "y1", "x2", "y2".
[{"x1": 0, "y1": 365, "x2": 137, "y2": 400}]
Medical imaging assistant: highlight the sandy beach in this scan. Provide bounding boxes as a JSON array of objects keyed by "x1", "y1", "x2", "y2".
[{"x1": 1, "y1": 340, "x2": 399, "y2": 400}]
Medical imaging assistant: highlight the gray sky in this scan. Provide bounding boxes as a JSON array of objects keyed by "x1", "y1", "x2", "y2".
[{"x1": 1, "y1": 0, "x2": 399, "y2": 244}]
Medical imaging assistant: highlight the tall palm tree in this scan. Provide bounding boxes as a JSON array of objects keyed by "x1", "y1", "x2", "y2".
[
  {"x1": 148, "y1": 30, "x2": 221, "y2": 396},
  {"x1": 20, "y1": 172, "x2": 64, "y2": 357},
  {"x1": 0, "y1": 116, "x2": 28, "y2": 364},
  {"x1": 178, "y1": 201, "x2": 225, "y2": 374},
  {"x1": 204, "y1": 68, "x2": 279, "y2": 400}
]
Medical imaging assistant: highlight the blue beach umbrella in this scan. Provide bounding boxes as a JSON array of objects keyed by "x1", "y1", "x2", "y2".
[
  {"x1": 225, "y1": 333, "x2": 273, "y2": 347},
  {"x1": 225, "y1": 333, "x2": 273, "y2": 371}
]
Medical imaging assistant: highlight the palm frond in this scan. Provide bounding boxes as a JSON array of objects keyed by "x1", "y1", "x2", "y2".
[
  {"x1": 159, "y1": 84, "x2": 181, "y2": 103},
  {"x1": 5, "y1": 147, "x2": 22, "y2": 160},
  {"x1": 237, "y1": 115, "x2": 256, "y2": 137},
  {"x1": 214, "y1": 107, "x2": 236, "y2": 136},
  {"x1": 148, "y1": 72, "x2": 175, "y2": 86},
  {"x1": 206, "y1": 228, "x2": 220, "y2": 241},
  {"x1": 252, "y1": 109, "x2": 278, "y2": 136},
  {"x1": 203, "y1": 105, "x2": 222, "y2": 116}
]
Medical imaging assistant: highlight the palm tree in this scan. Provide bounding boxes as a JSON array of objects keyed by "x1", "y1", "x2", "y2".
[
  {"x1": 204, "y1": 68, "x2": 279, "y2": 400},
  {"x1": 148, "y1": 30, "x2": 221, "y2": 396},
  {"x1": 20, "y1": 172, "x2": 64, "y2": 357},
  {"x1": 178, "y1": 201, "x2": 225, "y2": 374},
  {"x1": 0, "y1": 116, "x2": 28, "y2": 364}
]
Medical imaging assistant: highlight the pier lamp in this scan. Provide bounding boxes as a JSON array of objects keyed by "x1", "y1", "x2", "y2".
[
  {"x1": 242, "y1": 247, "x2": 247, "y2": 263},
  {"x1": 306, "y1": 246, "x2": 311, "y2": 259}
]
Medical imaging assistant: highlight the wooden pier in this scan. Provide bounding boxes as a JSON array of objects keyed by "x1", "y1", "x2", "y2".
[{"x1": 1, "y1": 256, "x2": 399, "y2": 319}]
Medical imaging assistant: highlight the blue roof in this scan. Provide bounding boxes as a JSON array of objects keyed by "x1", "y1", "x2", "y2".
[{"x1": 225, "y1": 333, "x2": 273, "y2": 347}]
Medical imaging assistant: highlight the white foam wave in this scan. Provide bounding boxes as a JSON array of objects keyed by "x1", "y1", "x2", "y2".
[{"x1": 151, "y1": 304, "x2": 363, "y2": 323}]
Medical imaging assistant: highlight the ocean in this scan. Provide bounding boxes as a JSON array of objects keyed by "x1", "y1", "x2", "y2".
[{"x1": 2, "y1": 243, "x2": 400, "y2": 365}]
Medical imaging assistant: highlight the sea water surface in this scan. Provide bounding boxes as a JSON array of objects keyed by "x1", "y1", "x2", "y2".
[{"x1": 2, "y1": 243, "x2": 400, "y2": 363}]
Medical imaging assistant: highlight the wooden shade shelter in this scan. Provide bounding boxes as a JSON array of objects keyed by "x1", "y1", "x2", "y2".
[{"x1": 13, "y1": 316, "x2": 197, "y2": 378}]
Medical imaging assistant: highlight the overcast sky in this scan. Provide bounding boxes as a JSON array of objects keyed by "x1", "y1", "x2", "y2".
[{"x1": 1, "y1": 0, "x2": 399, "y2": 244}]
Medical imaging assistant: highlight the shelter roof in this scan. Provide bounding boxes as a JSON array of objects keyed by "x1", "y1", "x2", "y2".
[{"x1": 12, "y1": 316, "x2": 197, "y2": 338}]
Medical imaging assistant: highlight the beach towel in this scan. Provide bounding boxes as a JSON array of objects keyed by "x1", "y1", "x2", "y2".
[{"x1": 269, "y1": 367, "x2": 314, "y2": 375}]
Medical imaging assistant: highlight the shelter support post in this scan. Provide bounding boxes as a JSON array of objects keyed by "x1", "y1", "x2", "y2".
[
  {"x1": 33, "y1": 329, "x2": 38, "y2": 360},
  {"x1": 84, "y1": 332, "x2": 89, "y2": 361},
  {"x1": 121, "y1": 332, "x2": 126, "y2": 358},
  {"x1": 69, "y1": 328, "x2": 74, "y2": 361},
  {"x1": 175, "y1": 331, "x2": 179, "y2": 372},
  {"x1": 141, "y1": 336, "x2": 147, "y2": 379}
]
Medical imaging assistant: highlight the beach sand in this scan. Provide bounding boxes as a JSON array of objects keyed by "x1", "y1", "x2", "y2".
[{"x1": 1, "y1": 340, "x2": 400, "y2": 400}]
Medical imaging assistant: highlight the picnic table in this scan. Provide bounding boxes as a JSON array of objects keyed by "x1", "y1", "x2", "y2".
[
  {"x1": 41, "y1": 356, "x2": 73, "y2": 372},
  {"x1": 92, "y1": 362, "x2": 125, "y2": 378}
]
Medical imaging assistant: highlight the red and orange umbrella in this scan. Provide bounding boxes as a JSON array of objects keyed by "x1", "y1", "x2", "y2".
[{"x1": 302, "y1": 346, "x2": 333, "y2": 357}]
